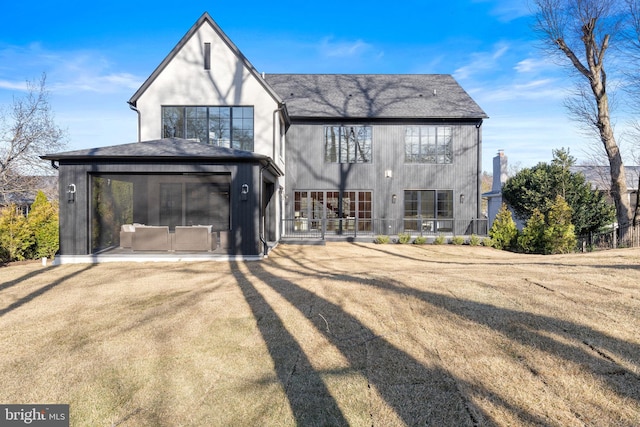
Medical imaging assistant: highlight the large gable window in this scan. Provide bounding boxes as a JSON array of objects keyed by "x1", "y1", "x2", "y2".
[
  {"x1": 162, "y1": 106, "x2": 254, "y2": 151},
  {"x1": 324, "y1": 126, "x2": 372, "y2": 163},
  {"x1": 405, "y1": 126, "x2": 452, "y2": 164}
]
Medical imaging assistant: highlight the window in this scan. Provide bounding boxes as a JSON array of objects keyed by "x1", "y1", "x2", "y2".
[
  {"x1": 294, "y1": 190, "x2": 372, "y2": 232},
  {"x1": 324, "y1": 126, "x2": 372, "y2": 163},
  {"x1": 90, "y1": 173, "x2": 230, "y2": 253},
  {"x1": 204, "y1": 42, "x2": 211, "y2": 70},
  {"x1": 162, "y1": 106, "x2": 254, "y2": 151},
  {"x1": 404, "y1": 190, "x2": 453, "y2": 232},
  {"x1": 405, "y1": 126, "x2": 452, "y2": 164}
]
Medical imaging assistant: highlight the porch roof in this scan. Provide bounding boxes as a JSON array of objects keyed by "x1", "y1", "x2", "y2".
[{"x1": 42, "y1": 138, "x2": 284, "y2": 176}]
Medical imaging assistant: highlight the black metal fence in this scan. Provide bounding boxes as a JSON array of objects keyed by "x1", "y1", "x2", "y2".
[
  {"x1": 578, "y1": 223, "x2": 640, "y2": 251},
  {"x1": 282, "y1": 218, "x2": 488, "y2": 240}
]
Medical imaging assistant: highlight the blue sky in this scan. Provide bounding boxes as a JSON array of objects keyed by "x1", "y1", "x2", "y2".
[{"x1": 1, "y1": 0, "x2": 608, "y2": 172}]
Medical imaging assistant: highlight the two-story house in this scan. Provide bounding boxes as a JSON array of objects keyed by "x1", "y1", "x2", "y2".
[{"x1": 43, "y1": 12, "x2": 487, "y2": 263}]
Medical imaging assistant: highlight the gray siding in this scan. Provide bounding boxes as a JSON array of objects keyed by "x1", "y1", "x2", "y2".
[{"x1": 285, "y1": 121, "x2": 481, "y2": 222}]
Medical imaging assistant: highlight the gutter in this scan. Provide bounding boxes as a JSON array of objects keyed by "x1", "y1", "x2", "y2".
[
  {"x1": 128, "y1": 102, "x2": 141, "y2": 142},
  {"x1": 476, "y1": 119, "x2": 483, "y2": 220}
]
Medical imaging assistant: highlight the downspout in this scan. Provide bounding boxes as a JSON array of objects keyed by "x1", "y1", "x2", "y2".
[
  {"x1": 50, "y1": 160, "x2": 59, "y2": 170},
  {"x1": 272, "y1": 102, "x2": 285, "y2": 160},
  {"x1": 259, "y1": 163, "x2": 270, "y2": 257},
  {"x1": 476, "y1": 119, "x2": 483, "y2": 226},
  {"x1": 272, "y1": 101, "x2": 286, "y2": 244},
  {"x1": 128, "y1": 102, "x2": 141, "y2": 142}
]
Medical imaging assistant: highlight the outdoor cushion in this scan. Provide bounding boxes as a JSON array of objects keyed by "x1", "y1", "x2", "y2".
[
  {"x1": 132, "y1": 226, "x2": 171, "y2": 251},
  {"x1": 174, "y1": 226, "x2": 213, "y2": 251},
  {"x1": 119, "y1": 224, "x2": 135, "y2": 248}
]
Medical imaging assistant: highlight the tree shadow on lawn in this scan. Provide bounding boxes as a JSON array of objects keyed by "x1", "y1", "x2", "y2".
[
  {"x1": 231, "y1": 262, "x2": 530, "y2": 426},
  {"x1": 0, "y1": 264, "x2": 60, "y2": 292},
  {"x1": 0, "y1": 264, "x2": 96, "y2": 317},
  {"x1": 258, "y1": 247, "x2": 640, "y2": 424},
  {"x1": 344, "y1": 248, "x2": 640, "y2": 382},
  {"x1": 362, "y1": 242, "x2": 640, "y2": 272}
]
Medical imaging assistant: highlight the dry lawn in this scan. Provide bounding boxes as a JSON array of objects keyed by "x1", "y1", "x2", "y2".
[{"x1": 0, "y1": 243, "x2": 639, "y2": 426}]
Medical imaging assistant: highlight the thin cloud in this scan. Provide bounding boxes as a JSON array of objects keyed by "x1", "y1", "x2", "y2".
[
  {"x1": 472, "y1": 0, "x2": 532, "y2": 22},
  {"x1": 318, "y1": 37, "x2": 383, "y2": 59},
  {"x1": 472, "y1": 78, "x2": 567, "y2": 102},
  {"x1": 454, "y1": 43, "x2": 510, "y2": 80},
  {"x1": 0, "y1": 79, "x2": 29, "y2": 91},
  {"x1": 514, "y1": 57, "x2": 561, "y2": 74},
  {"x1": 52, "y1": 72, "x2": 142, "y2": 94},
  {"x1": 0, "y1": 43, "x2": 143, "y2": 95}
]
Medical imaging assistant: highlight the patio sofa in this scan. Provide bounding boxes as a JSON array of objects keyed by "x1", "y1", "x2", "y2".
[
  {"x1": 119, "y1": 224, "x2": 135, "y2": 248},
  {"x1": 120, "y1": 224, "x2": 220, "y2": 252},
  {"x1": 173, "y1": 225, "x2": 216, "y2": 251},
  {"x1": 132, "y1": 225, "x2": 171, "y2": 251}
]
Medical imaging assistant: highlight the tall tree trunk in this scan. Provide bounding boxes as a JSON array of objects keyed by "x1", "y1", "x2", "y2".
[{"x1": 555, "y1": 17, "x2": 633, "y2": 241}]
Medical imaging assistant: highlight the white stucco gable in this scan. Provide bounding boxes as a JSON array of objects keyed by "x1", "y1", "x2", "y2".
[{"x1": 129, "y1": 12, "x2": 285, "y2": 167}]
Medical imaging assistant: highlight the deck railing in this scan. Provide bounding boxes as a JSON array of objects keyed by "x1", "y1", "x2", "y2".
[{"x1": 282, "y1": 218, "x2": 488, "y2": 239}]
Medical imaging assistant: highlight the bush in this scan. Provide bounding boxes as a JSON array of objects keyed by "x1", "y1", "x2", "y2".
[
  {"x1": 489, "y1": 203, "x2": 518, "y2": 250},
  {"x1": 374, "y1": 235, "x2": 390, "y2": 244},
  {"x1": 481, "y1": 238, "x2": 495, "y2": 247},
  {"x1": 544, "y1": 195, "x2": 576, "y2": 254},
  {"x1": 397, "y1": 233, "x2": 411, "y2": 244},
  {"x1": 451, "y1": 235, "x2": 465, "y2": 245},
  {"x1": 28, "y1": 191, "x2": 59, "y2": 259},
  {"x1": 515, "y1": 196, "x2": 577, "y2": 254},
  {"x1": 413, "y1": 236, "x2": 427, "y2": 245},
  {"x1": 469, "y1": 234, "x2": 481, "y2": 246},
  {"x1": 518, "y1": 208, "x2": 546, "y2": 254},
  {"x1": 433, "y1": 234, "x2": 446, "y2": 245},
  {"x1": 0, "y1": 192, "x2": 59, "y2": 263},
  {"x1": 0, "y1": 204, "x2": 34, "y2": 261}
]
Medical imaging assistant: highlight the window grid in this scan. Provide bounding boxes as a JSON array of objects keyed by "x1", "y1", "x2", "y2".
[
  {"x1": 324, "y1": 126, "x2": 372, "y2": 163},
  {"x1": 161, "y1": 106, "x2": 254, "y2": 151},
  {"x1": 403, "y1": 190, "x2": 453, "y2": 232},
  {"x1": 405, "y1": 126, "x2": 453, "y2": 164},
  {"x1": 294, "y1": 190, "x2": 373, "y2": 232}
]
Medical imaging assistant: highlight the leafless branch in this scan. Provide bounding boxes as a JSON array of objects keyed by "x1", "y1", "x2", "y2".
[{"x1": 0, "y1": 74, "x2": 67, "y2": 201}]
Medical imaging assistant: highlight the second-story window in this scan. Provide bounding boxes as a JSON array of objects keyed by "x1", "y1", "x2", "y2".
[
  {"x1": 324, "y1": 126, "x2": 372, "y2": 163},
  {"x1": 162, "y1": 106, "x2": 254, "y2": 151},
  {"x1": 405, "y1": 126, "x2": 452, "y2": 164}
]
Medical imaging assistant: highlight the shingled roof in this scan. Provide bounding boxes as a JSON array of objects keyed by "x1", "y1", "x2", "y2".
[
  {"x1": 43, "y1": 138, "x2": 270, "y2": 162},
  {"x1": 264, "y1": 74, "x2": 487, "y2": 120}
]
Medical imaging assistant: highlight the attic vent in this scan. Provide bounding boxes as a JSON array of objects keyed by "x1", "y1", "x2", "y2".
[{"x1": 204, "y1": 43, "x2": 211, "y2": 70}]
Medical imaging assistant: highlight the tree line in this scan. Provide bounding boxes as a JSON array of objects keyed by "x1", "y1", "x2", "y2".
[{"x1": 489, "y1": 149, "x2": 616, "y2": 253}]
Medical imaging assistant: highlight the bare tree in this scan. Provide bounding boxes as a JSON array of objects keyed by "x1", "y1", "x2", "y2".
[
  {"x1": 532, "y1": 0, "x2": 634, "y2": 235},
  {"x1": 0, "y1": 74, "x2": 67, "y2": 203},
  {"x1": 623, "y1": 0, "x2": 640, "y2": 224}
]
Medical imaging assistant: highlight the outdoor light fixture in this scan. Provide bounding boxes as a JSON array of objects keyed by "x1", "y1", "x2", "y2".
[
  {"x1": 392, "y1": 194, "x2": 397, "y2": 204},
  {"x1": 241, "y1": 183, "x2": 249, "y2": 201},
  {"x1": 384, "y1": 169, "x2": 393, "y2": 178},
  {"x1": 67, "y1": 184, "x2": 76, "y2": 203},
  {"x1": 459, "y1": 194, "x2": 465, "y2": 204}
]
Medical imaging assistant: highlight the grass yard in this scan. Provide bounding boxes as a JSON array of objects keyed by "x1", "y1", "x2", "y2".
[{"x1": 0, "y1": 243, "x2": 639, "y2": 426}]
